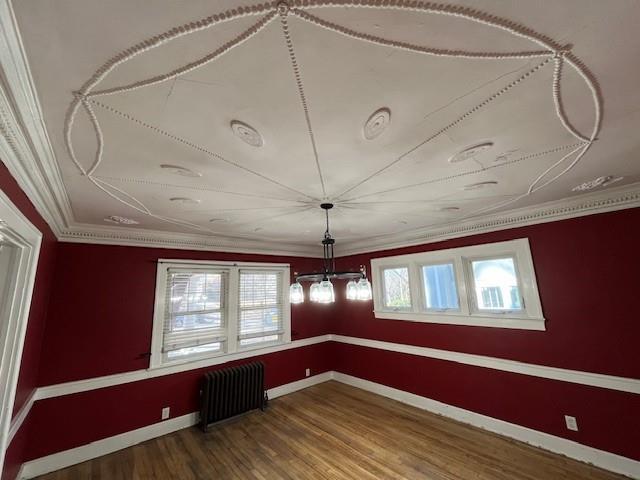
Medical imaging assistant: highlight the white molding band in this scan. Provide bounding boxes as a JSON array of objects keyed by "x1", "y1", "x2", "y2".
[
  {"x1": 35, "y1": 334, "x2": 331, "y2": 401},
  {"x1": 29, "y1": 333, "x2": 640, "y2": 404},
  {"x1": 331, "y1": 335, "x2": 640, "y2": 394},
  {"x1": 7, "y1": 390, "x2": 35, "y2": 445},
  {"x1": 336, "y1": 183, "x2": 640, "y2": 256},
  {"x1": 332, "y1": 373, "x2": 640, "y2": 479},
  {"x1": 18, "y1": 371, "x2": 333, "y2": 479}
]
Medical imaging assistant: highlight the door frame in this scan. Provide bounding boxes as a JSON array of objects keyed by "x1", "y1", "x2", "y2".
[{"x1": 0, "y1": 187, "x2": 42, "y2": 474}]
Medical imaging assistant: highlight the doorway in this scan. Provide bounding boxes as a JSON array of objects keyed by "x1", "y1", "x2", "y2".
[{"x1": 0, "y1": 189, "x2": 42, "y2": 474}]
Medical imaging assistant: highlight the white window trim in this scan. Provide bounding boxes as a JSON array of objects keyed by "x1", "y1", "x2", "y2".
[
  {"x1": 0, "y1": 189, "x2": 42, "y2": 474},
  {"x1": 371, "y1": 239, "x2": 545, "y2": 330},
  {"x1": 150, "y1": 259, "x2": 291, "y2": 369}
]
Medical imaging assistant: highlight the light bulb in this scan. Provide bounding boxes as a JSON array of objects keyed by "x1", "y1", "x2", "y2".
[
  {"x1": 317, "y1": 279, "x2": 335, "y2": 304},
  {"x1": 289, "y1": 282, "x2": 304, "y2": 304},
  {"x1": 309, "y1": 282, "x2": 321, "y2": 302},
  {"x1": 346, "y1": 280, "x2": 358, "y2": 300},
  {"x1": 356, "y1": 277, "x2": 372, "y2": 301}
]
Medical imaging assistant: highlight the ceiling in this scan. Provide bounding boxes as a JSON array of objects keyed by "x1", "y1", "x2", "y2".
[{"x1": 6, "y1": 0, "x2": 640, "y2": 255}]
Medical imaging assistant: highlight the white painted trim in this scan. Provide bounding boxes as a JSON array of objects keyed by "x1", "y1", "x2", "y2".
[
  {"x1": 35, "y1": 334, "x2": 331, "y2": 401},
  {"x1": 19, "y1": 412, "x2": 200, "y2": 479},
  {"x1": 0, "y1": 0, "x2": 70, "y2": 236},
  {"x1": 371, "y1": 238, "x2": 545, "y2": 330},
  {"x1": 373, "y1": 311, "x2": 546, "y2": 330},
  {"x1": 330, "y1": 335, "x2": 640, "y2": 394},
  {"x1": 18, "y1": 372, "x2": 333, "y2": 479},
  {"x1": 30, "y1": 333, "x2": 640, "y2": 405},
  {"x1": 0, "y1": 188, "x2": 42, "y2": 475},
  {"x1": 149, "y1": 260, "x2": 292, "y2": 369},
  {"x1": 332, "y1": 372, "x2": 640, "y2": 479},
  {"x1": 336, "y1": 183, "x2": 640, "y2": 257},
  {"x1": 267, "y1": 371, "x2": 333, "y2": 399},
  {"x1": 7, "y1": 390, "x2": 34, "y2": 445}
]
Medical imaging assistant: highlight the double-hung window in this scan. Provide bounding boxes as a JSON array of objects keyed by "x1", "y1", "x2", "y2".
[
  {"x1": 371, "y1": 239, "x2": 544, "y2": 330},
  {"x1": 151, "y1": 260, "x2": 291, "y2": 368}
]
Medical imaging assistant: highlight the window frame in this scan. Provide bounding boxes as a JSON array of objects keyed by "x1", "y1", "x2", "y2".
[
  {"x1": 371, "y1": 239, "x2": 545, "y2": 330},
  {"x1": 150, "y1": 259, "x2": 291, "y2": 369}
]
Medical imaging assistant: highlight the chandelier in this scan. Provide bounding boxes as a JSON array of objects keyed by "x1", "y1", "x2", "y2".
[{"x1": 289, "y1": 203, "x2": 372, "y2": 304}]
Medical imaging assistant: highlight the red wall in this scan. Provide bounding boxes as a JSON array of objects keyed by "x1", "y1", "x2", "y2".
[
  {"x1": 1, "y1": 161, "x2": 58, "y2": 480},
  {"x1": 335, "y1": 208, "x2": 640, "y2": 378},
  {"x1": 39, "y1": 242, "x2": 336, "y2": 385},
  {"x1": 24, "y1": 342, "x2": 334, "y2": 460},
  {"x1": 20, "y1": 242, "x2": 337, "y2": 462},
  {"x1": 333, "y1": 208, "x2": 640, "y2": 460}
]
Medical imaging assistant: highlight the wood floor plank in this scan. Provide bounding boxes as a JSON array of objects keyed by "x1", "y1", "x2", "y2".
[{"x1": 36, "y1": 381, "x2": 629, "y2": 480}]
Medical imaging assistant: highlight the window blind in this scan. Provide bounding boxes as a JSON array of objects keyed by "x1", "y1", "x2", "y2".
[
  {"x1": 163, "y1": 269, "x2": 227, "y2": 355},
  {"x1": 238, "y1": 270, "x2": 283, "y2": 347}
]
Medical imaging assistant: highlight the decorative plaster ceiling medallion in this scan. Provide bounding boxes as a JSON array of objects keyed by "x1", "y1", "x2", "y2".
[
  {"x1": 104, "y1": 215, "x2": 139, "y2": 225},
  {"x1": 230, "y1": 120, "x2": 263, "y2": 147},
  {"x1": 449, "y1": 142, "x2": 494, "y2": 163},
  {"x1": 160, "y1": 164, "x2": 202, "y2": 178},
  {"x1": 572, "y1": 175, "x2": 624, "y2": 192},
  {"x1": 363, "y1": 107, "x2": 391, "y2": 140},
  {"x1": 463, "y1": 181, "x2": 499, "y2": 191},
  {"x1": 169, "y1": 197, "x2": 201, "y2": 205}
]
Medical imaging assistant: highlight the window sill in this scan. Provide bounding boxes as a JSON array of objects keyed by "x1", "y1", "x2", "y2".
[
  {"x1": 373, "y1": 310, "x2": 546, "y2": 331},
  {"x1": 148, "y1": 339, "x2": 290, "y2": 371}
]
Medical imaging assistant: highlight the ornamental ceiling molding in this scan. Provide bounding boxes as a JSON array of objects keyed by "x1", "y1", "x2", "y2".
[
  {"x1": 1, "y1": 0, "x2": 632, "y2": 258},
  {"x1": 62, "y1": 0, "x2": 601, "y2": 237},
  {"x1": 55, "y1": 181, "x2": 640, "y2": 257}
]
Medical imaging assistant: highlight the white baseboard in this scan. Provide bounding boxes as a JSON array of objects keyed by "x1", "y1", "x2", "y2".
[
  {"x1": 267, "y1": 371, "x2": 333, "y2": 399},
  {"x1": 19, "y1": 412, "x2": 199, "y2": 479},
  {"x1": 332, "y1": 372, "x2": 640, "y2": 479},
  {"x1": 17, "y1": 372, "x2": 333, "y2": 479}
]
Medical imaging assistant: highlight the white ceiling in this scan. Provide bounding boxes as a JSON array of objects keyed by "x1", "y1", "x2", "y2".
[{"x1": 8, "y1": 0, "x2": 640, "y2": 253}]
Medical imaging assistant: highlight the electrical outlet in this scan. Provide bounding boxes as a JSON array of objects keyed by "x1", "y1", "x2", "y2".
[
  {"x1": 564, "y1": 415, "x2": 578, "y2": 431},
  {"x1": 305, "y1": 368, "x2": 310, "y2": 377},
  {"x1": 161, "y1": 407, "x2": 170, "y2": 420}
]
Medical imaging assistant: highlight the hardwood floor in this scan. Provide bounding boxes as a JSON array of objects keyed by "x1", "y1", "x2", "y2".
[{"x1": 37, "y1": 381, "x2": 627, "y2": 479}]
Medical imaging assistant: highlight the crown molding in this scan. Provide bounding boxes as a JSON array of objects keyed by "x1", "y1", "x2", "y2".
[
  {"x1": 0, "y1": 0, "x2": 72, "y2": 236},
  {"x1": 335, "y1": 182, "x2": 640, "y2": 257},
  {"x1": 59, "y1": 223, "x2": 322, "y2": 257}
]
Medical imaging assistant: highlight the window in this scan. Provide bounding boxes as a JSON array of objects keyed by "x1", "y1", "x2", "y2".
[
  {"x1": 151, "y1": 260, "x2": 291, "y2": 367},
  {"x1": 422, "y1": 263, "x2": 459, "y2": 311},
  {"x1": 238, "y1": 270, "x2": 283, "y2": 347},
  {"x1": 471, "y1": 257, "x2": 522, "y2": 312},
  {"x1": 382, "y1": 267, "x2": 411, "y2": 310},
  {"x1": 371, "y1": 239, "x2": 544, "y2": 330}
]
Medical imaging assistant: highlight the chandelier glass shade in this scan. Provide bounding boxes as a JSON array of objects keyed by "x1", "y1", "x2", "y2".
[{"x1": 289, "y1": 203, "x2": 372, "y2": 304}]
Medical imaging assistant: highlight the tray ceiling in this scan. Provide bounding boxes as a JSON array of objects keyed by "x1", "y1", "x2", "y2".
[{"x1": 6, "y1": 0, "x2": 640, "y2": 254}]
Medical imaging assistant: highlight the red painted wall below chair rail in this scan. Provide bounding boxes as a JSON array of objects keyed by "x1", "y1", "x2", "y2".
[
  {"x1": 22, "y1": 342, "x2": 335, "y2": 461},
  {"x1": 39, "y1": 242, "x2": 337, "y2": 385},
  {"x1": 1, "y1": 161, "x2": 58, "y2": 480},
  {"x1": 334, "y1": 207, "x2": 640, "y2": 379}
]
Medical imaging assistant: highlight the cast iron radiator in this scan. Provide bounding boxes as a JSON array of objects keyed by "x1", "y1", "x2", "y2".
[{"x1": 200, "y1": 361, "x2": 267, "y2": 431}]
